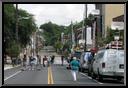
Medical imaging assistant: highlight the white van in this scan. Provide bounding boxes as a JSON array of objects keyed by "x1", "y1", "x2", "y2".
[{"x1": 91, "y1": 49, "x2": 124, "y2": 81}]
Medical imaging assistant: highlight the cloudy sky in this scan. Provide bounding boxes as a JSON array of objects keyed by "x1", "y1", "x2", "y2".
[{"x1": 18, "y1": 4, "x2": 95, "y2": 27}]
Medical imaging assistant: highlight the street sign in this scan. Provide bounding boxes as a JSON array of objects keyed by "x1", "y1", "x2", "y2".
[
  {"x1": 114, "y1": 36, "x2": 119, "y2": 40},
  {"x1": 111, "y1": 22, "x2": 124, "y2": 30},
  {"x1": 79, "y1": 39, "x2": 85, "y2": 44},
  {"x1": 91, "y1": 9, "x2": 100, "y2": 16}
]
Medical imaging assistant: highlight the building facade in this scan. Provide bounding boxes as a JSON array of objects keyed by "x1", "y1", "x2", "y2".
[
  {"x1": 96, "y1": 4, "x2": 124, "y2": 38},
  {"x1": 103, "y1": 4, "x2": 124, "y2": 37}
]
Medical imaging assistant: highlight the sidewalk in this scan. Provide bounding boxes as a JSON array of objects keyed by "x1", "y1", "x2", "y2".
[{"x1": 4, "y1": 64, "x2": 21, "y2": 70}]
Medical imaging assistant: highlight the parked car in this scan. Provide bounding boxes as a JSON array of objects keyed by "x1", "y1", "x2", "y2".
[
  {"x1": 73, "y1": 51, "x2": 82, "y2": 59},
  {"x1": 91, "y1": 49, "x2": 124, "y2": 81},
  {"x1": 79, "y1": 51, "x2": 92, "y2": 72}
]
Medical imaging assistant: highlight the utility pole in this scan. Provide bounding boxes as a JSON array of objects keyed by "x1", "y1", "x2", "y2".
[
  {"x1": 16, "y1": 4, "x2": 18, "y2": 42},
  {"x1": 36, "y1": 32, "x2": 38, "y2": 55},
  {"x1": 84, "y1": 4, "x2": 87, "y2": 52},
  {"x1": 82, "y1": 5, "x2": 84, "y2": 40},
  {"x1": 92, "y1": 18, "x2": 97, "y2": 49},
  {"x1": 71, "y1": 21, "x2": 75, "y2": 53}
]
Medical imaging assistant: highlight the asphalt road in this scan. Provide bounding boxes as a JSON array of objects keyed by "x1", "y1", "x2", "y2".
[{"x1": 4, "y1": 50, "x2": 124, "y2": 86}]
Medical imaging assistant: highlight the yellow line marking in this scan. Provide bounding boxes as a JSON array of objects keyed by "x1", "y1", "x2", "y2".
[
  {"x1": 48, "y1": 67, "x2": 50, "y2": 84},
  {"x1": 48, "y1": 66, "x2": 54, "y2": 84},
  {"x1": 49, "y1": 66, "x2": 54, "y2": 84}
]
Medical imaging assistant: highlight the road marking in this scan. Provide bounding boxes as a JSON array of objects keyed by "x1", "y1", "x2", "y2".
[
  {"x1": 48, "y1": 67, "x2": 50, "y2": 84},
  {"x1": 80, "y1": 72, "x2": 103, "y2": 84},
  {"x1": 48, "y1": 66, "x2": 54, "y2": 84},
  {"x1": 4, "y1": 65, "x2": 21, "y2": 70},
  {"x1": 50, "y1": 67, "x2": 54, "y2": 84},
  {"x1": 4, "y1": 71, "x2": 21, "y2": 81}
]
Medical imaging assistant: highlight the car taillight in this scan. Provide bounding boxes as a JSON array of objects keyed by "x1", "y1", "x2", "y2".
[{"x1": 102, "y1": 63, "x2": 105, "y2": 68}]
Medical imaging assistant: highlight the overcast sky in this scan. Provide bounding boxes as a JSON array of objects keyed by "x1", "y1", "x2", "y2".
[{"x1": 18, "y1": 4, "x2": 95, "y2": 27}]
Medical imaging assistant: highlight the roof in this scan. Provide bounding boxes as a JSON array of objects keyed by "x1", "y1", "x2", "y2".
[{"x1": 113, "y1": 15, "x2": 124, "y2": 22}]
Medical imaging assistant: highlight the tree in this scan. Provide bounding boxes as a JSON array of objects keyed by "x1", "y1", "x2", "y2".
[
  {"x1": 40, "y1": 22, "x2": 63, "y2": 46},
  {"x1": 6, "y1": 40, "x2": 21, "y2": 58},
  {"x1": 54, "y1": 40, "x2": 62, "y2": 53},
  {"x1": 104, "y1": 27, "x2": 115, "y2": 44},
  {"x1": 4, "y1": 4, "x2": 37, "y2": 58}
]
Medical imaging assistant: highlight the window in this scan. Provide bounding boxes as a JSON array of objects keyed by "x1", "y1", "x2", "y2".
[{"x1": 97, "y1": 51, "x2": 105, "y2": 59}]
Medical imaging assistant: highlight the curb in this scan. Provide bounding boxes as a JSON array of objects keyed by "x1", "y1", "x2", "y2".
[{"x1": 4, "y1": 65, "x2": 21, "y2": 71}]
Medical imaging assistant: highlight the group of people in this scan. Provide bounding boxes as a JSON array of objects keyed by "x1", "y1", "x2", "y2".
[
  {"x1": 22, "y1": 54, "x2": 55, "y2": 70},
  {"x1": 22, "y1": 53, "x2": 91, "y2": 81}
]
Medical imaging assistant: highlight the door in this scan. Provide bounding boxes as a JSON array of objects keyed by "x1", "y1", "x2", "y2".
[
  {"x1": 105, "y1": 49, "x2": 117, "y2": 73},
  {"x1": 116, "y1": 50, "x2": 124, "y2": 74},
  {"x1": 92, "y1": 54, "x2": 98, "y2": 74}
]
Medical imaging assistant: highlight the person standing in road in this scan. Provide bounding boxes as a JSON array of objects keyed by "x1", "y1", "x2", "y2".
[
  {"x1": 61, "y1": 55, "x2": 64, "y2": 66},
  {"x1": 22, "y1": 54, "x2": 27, "y2": 69},
  {"x1": 43, "y1": 56, "x2": 47, "y2": 67},
  {"x1": 51, "y1": 55, "x2": 55, "y2": 64},
  {"x1": 36, "y1": 55, "x2": 42, "y2": 69},
  {"x1": 29, "y1": 56, "x2": 35, "y2": 70},
  {"x1": 70, "y1": 56, "x2": 80, "y2": 81}
]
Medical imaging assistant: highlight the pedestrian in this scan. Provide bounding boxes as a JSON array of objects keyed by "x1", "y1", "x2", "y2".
[
  {"x1": 70, "y1": 56, "x2": 74, "y2": 63},
  {"x1": 51, "y1": 55, "x2": 55, "y2": 64},
  {"x1": 43, "y1": 56, "x2": 48, "y2": 67},
  {"x1": 61, "y1": 55, "x2": 64, "y2": 66},
  {"x1": 11, "y1": 57, "x2": 15, "y2": 67},
  {"x1": 32, "y1": 56, "x2": 37, "y2": 70},
  {"x1": 29, "y1": 56, "x2": 31, "y2": 66},
  {"x1": 70, "y1": 56, "x2": 80, "y2": 81},
  {"x1": 37, "y1": 54, "x2": 42, "y2": 69},
  {"x1": 47, "y1": 56, "x2": 51, "y2": 67},
  {"x1": 29, "y1": 56, "x2": 34, "y2": 70},
  {"x1": 22, "y1": 54, "x2": 27, "y2": 69}
]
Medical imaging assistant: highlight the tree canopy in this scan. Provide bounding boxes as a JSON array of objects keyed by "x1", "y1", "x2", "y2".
[{"x1": 4, "y1": 4, "x2": 37, "y2": 57}]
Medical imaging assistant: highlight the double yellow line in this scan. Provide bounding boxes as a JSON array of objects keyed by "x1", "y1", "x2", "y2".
[{"x1": 48, "y1": 66, "x2": 54, "y2": 84}]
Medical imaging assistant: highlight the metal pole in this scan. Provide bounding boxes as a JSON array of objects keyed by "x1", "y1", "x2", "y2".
[
  {"x1": 84, "y1": 4, "x2": 87, "y2": 52},
  {"x1": 92, "y1": 18, "x2": 96, "y2": 49},
  {"x1": 71, "y1": 21, "x2": 75, "y2": 53},
  {"x1": 16, "y1": 4, "x2": 18, "y2": 42}
]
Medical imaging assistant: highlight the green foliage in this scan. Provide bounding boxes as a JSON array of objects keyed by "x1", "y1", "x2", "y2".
[
  {"x1": 100, "y1": 27, "x2": 124, "y2": 45},
  {"x1": 6, "y1": 40, "x2": 21, "y2": 57},
  {"x1": 104, "y1": 27, "x2": 114, "y2": 44},
  {"x1": 39, "y1": 13, "x2": 95, "y2": 53},
  {"x1": 4, "y1": 4, "x2": 37, "y2": 56},
  {"x1": 40, "y1": 22, "x2": 62, "y2": 46}
]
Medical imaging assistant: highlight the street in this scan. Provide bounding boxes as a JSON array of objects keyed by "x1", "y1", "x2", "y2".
[
  {"x1": 4, "y1": 51, "x2": 124, "y2": 86},
  {"x1": 3, "y1": 4, "x2": 125, "y2": 86}
]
